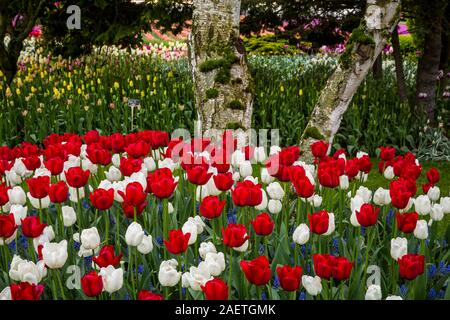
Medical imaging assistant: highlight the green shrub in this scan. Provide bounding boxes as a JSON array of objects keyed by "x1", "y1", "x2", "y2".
[
  {"x1": 399, "y1": 34, "x2": 419, "y2": 61},
  {"x1": 243, "y1": 35, "x2": 305, "y2": 56},
  {"x1": 205, "y1": 88, "x2": 219, "y2": 99}
]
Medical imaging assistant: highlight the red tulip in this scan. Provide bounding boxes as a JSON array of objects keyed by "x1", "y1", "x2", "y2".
[
  {"x1": 279, "y1": 146, "x2": 300, "y2": 166},
  {"x1": 380, "y1": 146, "x2": 396, "y2": 161},
  {"x1": 122, "y1": 201, "x2": 148, "y2": 219},
  {"x1": 65, "y1": 167, "x2": 90, "y2": 188},
  {"x1": 292, "y1": 176, "x2": 314, "y2": 198},
  {"x1": 251, "y1": 213, "x2": 274, "y2": 236},
  {"x1": 125, "y1": 140, "x2": 151, "y2": 159},
  {"x1": 313, "y1": 254, "x2": 353, "y2": 281},
  {"x1": 0, "y1": 214, "x2": 17, "y2": 239},
  {"x1": 83, "y1": 130, "x2": 100, "y2": 144},
  {"x1": 187, "y1": 165, "x2": 213, "y2": 186},
  {"x1": 44, "y1": 157, "x2": 65, "y2": 176},
  {"x1": 213, "y1": 172, "x2": 234, "y2": 191},
  {"x1": 422, "y1": 182, "x2": 433, "y2": 194},
  {"x1": 396, "y1": 212, "x2": 419, "y2": 233},
  {"x1": 222, "y1": 224, "x2": 250, "y2": 248},
  {"x1": 81, "y1": 271, "x2": 103, "y2": 297},
  {"x1": 390, "y1": 179, "x2": 413, "y2": 209},
  {"x1": 426, "y1": 167, "x2": 440, "y2": 184},
  {"x1": 345, "y1": 158, "x2": 360, "y2": 179},
  {"x1": 355, "y1": 204, "x2": 380, "y2": 227},
  {"x1": 310, "y1": 141, "x2": 329, "y2": 159},
  {"x1": 48, "y1": 181, "x2": 69, "y2": 203},
  {"x1": 357, "y1": 155, "x2": 372, "y2": 174},
  {"x1": 92, "y1": 245, "x2": 123, "y2": 268},
  {"x1": 26, "y1": 176, "x2": 50, "y2": 199},
  {"x1": 398, "y1": 254, "x2": 425, "y2": 280},
  {"x1": 164, "y1": 229, "x2": 190, "y2": 255},
  {"x1": 21, "y1": 216, "x2": 47, "y2": 238},
  {"x1": 86, "y1": 144, "x2": 112, "y2": 166},
  {"x1": 0, "y1": 183, "x2": 10, "y2": 206},
  {"x1": 119, "y1": 157, "x2": 142, "y2": 177},
  {"x1": 10, "y1": 282, "x2": 44, "y2": 300},
  {"x1": 200, "y1": 196, "x2": 226, "y2": 219},
  {"x1": 276, "y1": 265, "x2": 303, "y2": 291},
  {"x1": 90, "y1": 188, "x2": 115, "y2": 210},
  {"x1": 240, "y1": 256, "x2": 271, "y2": 286},
  {"x1": 22, "y1": 155, "x2": 41, "y2": 171},
  {"x1": 317, "y1": 165, "x2": 340, "y2": 188},
  {"x1": 138, "y1": 290, "x2": 164, "y2": 300},
  {"x1": 231, "y1": 180, "x2": 262, "y2": 207},
  {"x1": 308, "y1": 210, "x2": 330, "y2": 235},
  {"x1": 118, "y1": 182, "x2": 147, "y2": 207},
  {"x1": 147, "y1": 168, "x2": 178, "y2": 199},
  {"x1": 201, "y1": 278, "x2": 229, "y2": 300}
]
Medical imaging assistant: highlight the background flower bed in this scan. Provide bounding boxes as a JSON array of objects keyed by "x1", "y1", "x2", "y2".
[{"x1": 1, "y1": 50, "x2": 449, "y2": 154}]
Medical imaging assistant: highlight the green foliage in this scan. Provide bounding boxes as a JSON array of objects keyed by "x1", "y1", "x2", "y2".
[
  {"x1": 398, "y1": 34, "x2": 419, "y2": 61},
  {"x1": 339, "y1": 24, "x2": 374, "y2": 68},
  {"x1": 303, "y1": 126, "x2": 325, "y2": 140},
  {"x1": 199, "y1": 59, "x2": 227, "y2": 72},
  {"x1": 242, "y1": 35, "x2": 306, "y2": 56},
  {"x1": 205, "y1": 88, "x2": 219, "y2": 100},
  {"x1": 228, "y1": 100, "x2": 245, "y2": 110}
]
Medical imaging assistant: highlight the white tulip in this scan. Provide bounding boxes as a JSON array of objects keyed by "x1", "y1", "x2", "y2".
[
  {"x1": 386, "y1": 295, "x2": 403, "y2": 300},
  {"x1": 137, "y1": 235, "x2": 154, "y2": 254},
  {"x1": 42, "y1": 240, "x2": 68, "y2": 269},
  {"x1": 206, "y1": 177, "x2": 222, "y2": 196},
  {"x1": 430, "y1": 204, "x2": 444, "y2": 221},
  {"x1": 307, "y1": 194, "x2": 322, "y2": 208},
  {"x1": 182, "y1": 220, "x2": 198, "y2": 245},
  {"x1": 324, "y1": 212, "x2": 335, "y2": 236},
  {"x1": 266, "y1": 182, "x2": 285, "y2": 200},
  {"x1": 413, "y1": 220, "x2": 428, "y2": 240},
  {"x1": 158, "y1": 259, "x2": 181, "y2": 287},
  {"x1": 415, "y1": 195, "x2": 431, "y2": 215},
  {"x1": 390, "y1": 237, "x2": 407, "y2": 260},
  {"x1": 233, "y1": 239, "x2": 249, "y2": 252},
  {"x1": 69, "y1": 187, "x2": 85, "y2": 203},
  {"x1": 302, "y1": 275, "x2": 322, "y2": 296},
  {"x1": 99, "y1": 266, "x2": 123, "y2": 293},
  {"x1": 125, "y1": 222, "x2": 145, "y2": 246},
  {"x1": 112, "y1": 154, "x2": 121, "y2": 168},
  {"x1": 268, "y1": 199, "x2": 282, "y2": 214},
  {"x1": 62, "y1": 206, "x2": 77, "y2": 227},
  {"x1": 199, "y1": 242, "x2": 217, "y2": 260},
  {"x1": 143, "y1": 157, "x2": 156, "y2": 172},
  {"x1": 383, "y1": 166, "x2": 395, "y2": 180},
  {"x1": 339, "y1": 175, "x2": 349, "y2": 190},
  {"x1": 254, "y1": 147, "x2": 267, "y2": 163},
  {"x1": 80, "y1": 227, "x2": 100, "y2": 250},
  {"x1": 7, "y1": 186, "x2": 26, "y2": 205},
  {"x1": 204, "y1": 252, "x2": 226, "y2": 276},
  {"x1": 10, "y1": 205, "x2": 27, "y2": 226},
  {"x1": 365, "y1": 285, "x2": 382, "y2": 300},
  {"x1": 239, "y1": 161, "x2": 253, "y2": 178},
  {"x1": 244, "y1": 176, "x2": 259, "y2": 184},
  {"x1": 440, "y1": 197, "x2": 450, "y2": 214},
  {"x1": 27, "y1": 193, "x2": 50, "y2": 209},
  {"x1": 231, "y1": 150, "x2": 245, "y2": 168},
  {"x1": 9, "y1": 255, "x2": 47, "y2": 284},
  {"x1": 427, "y1": 186, "x2": 440, "y2": 202},
  {"x1": 255, "y1": 189, "x2": 268, "y2": 211},
  {"x1": 373, "y1": 187, "x2": 391, "y2": 206},
  {"x1": 182, "y1": 262, "x2": 213, "y2": 291},
  {"x1": 293, "y1": 224, "x2": 310, "y2": 245},
  {"x1": 5, "y1": 170, "x2": 23, "y2": 185},
  {"x1": 356, "y1": 186, "x2": 372, "y2": 203},
  {"x1": 261, "y1": 168, "x2": 275, "y2": 184},
  {"x1": 0, "y1": 287, "x2": 11, "y2": 300},
  {"x1": 269, "y1": 146, "x2": 281, "y2": 155},
  {"x1": 105, "y1": 166, "x2": 122, "y2": 182}
]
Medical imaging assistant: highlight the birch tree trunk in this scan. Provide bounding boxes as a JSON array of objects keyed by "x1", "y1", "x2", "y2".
[
  {"x1": 299, "y1": 0, "x2": 401, "y2": 162},
  {"x1": 189, "y1": 0, "x2": 254, "y2": 137}
]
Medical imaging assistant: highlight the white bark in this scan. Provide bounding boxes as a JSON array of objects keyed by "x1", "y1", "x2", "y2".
[
  {"x1": 300, "y1": 0, "x2": 401, "y2": 162},
  {"x1": 189, "y1": 0, "x2": 254, "y2": 138}
]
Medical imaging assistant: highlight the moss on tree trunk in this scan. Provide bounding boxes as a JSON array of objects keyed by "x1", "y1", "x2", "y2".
[{"x1": 189, "y1": 0, "x2": 254, "y2": 137}]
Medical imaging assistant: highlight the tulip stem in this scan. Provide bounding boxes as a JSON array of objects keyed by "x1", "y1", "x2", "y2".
[
  {"x1": 116, "y1": 210, "x2": 120, "y2": 250},
  {"x1": 105, "y1": 210, "x2": 109, "y2": 244},
  {"x1": 56, "y1": 269, "x2": 66, "y2": 299}
]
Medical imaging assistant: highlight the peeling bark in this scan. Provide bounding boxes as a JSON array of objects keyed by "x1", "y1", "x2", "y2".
[
  {"x1": 188, "y1": 0, "x2": 254, "y2": 139},
  {"x1": 299, "y1": 0, "x2": 401, "y2": 163}
]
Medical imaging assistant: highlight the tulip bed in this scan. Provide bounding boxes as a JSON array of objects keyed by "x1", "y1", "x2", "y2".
[{"x1": 0, "y1": 130, "x2": 449, "y2": 301}]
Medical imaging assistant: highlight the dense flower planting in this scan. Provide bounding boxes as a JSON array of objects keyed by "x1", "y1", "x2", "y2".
[{"x1": 0, "y1": 130, "x2": 449, "y2": 300}]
